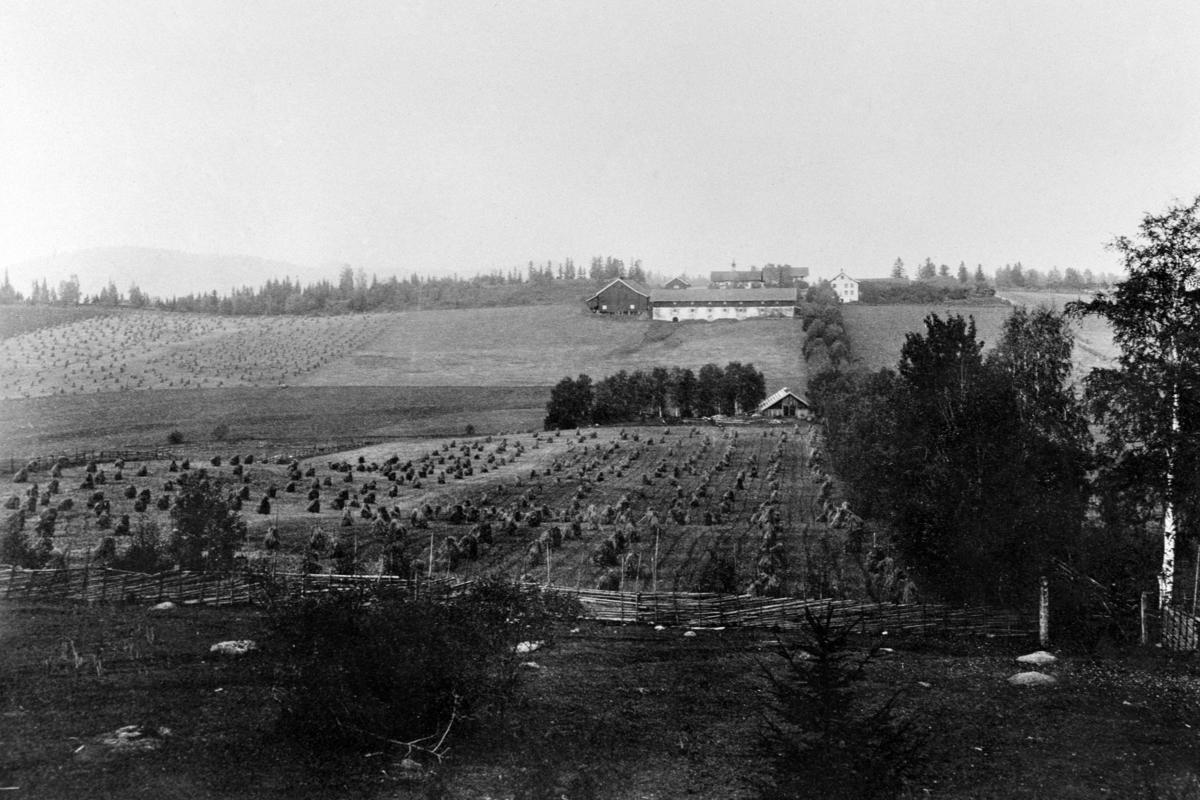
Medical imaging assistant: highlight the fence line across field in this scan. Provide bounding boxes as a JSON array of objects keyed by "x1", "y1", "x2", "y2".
[
  {"x1": 0, "y1": 562, "x2": 1039, "y2": 638},
  {"x1": 1, "y1": 437, "x2": 390, "y2": 476}
]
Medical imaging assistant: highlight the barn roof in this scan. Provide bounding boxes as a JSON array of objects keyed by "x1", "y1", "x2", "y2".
[
  {"x1": 665, "y1": 276, "x2": 691, "y2": 287},
  {"x1": 710, "y1": 270, "x2": 764, "y2": 282},
  {"x1": 649, "y1": 287, "x2": 798, "y2": 303},
  {"x1": 757, "y1": 387, "x2": 810, "y2": 412},
  {"x1": 586, "y1": 278, "x2": 651, "y2": 301}
]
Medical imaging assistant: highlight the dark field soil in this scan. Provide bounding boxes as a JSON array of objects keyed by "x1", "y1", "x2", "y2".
[
  {"x1": 3, "y1": 601, "x2": 1199, "y2": 799},
  {"x1": 0, "y1": 385, "x2": 547, "y2": 457}
]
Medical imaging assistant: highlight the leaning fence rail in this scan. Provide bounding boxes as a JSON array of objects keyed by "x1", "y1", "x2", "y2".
[{"x1": 0, "y1": 564, "x2": 1035, "y2": 637}]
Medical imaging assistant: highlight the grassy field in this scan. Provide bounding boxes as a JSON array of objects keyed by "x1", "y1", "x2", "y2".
[
  {"x1": 0, "y1": 386, "x2": 547, "y2": 457},
  {"x1": 296, "y1": 304, "x2": 808, "y2": 390},
  {"x1": 0, "y1": 304, "x2": 118, "y2": 341},
  {"x1": 7, "y1": 422, "x2": 869, "y2": 598},
  {"x1": 0, "y1": 305, "x2": 807, "y2": 402},
  {"x1": 842, "y1": 296, "x2": 1117, "y2": 385}
]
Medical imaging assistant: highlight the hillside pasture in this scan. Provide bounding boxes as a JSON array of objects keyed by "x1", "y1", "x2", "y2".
[
  {"x1": 0, "y1": 310, "x2": 386, "y2": 399},
  {"x1": 0, "y1": 304, "x2": 118, "y2": 341},
  {"x1": 296, "y1": 304, "x2": 809, "y2": 390},
  {"x1": 842, "y1": 299, "x2": 1116, "y2": 385},
  {"x1": 0, "y1": 386, "x2": 547, "y2": 457},
  {"x1": 998, "y1": 290, "x2": 1119, "y2": 379},
  {"x1": 6, "y1": 422, "x2": 880, "y2": 600},
  {"x1": 841, "y1": 303, "x2": 1015, "y2": 374},
  {"x1": 0, "y1": 305, "x2": 806, "y2": 404}
]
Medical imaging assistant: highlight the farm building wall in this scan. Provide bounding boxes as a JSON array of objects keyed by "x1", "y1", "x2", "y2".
[
  {"x1": 587, "y1": 280, "x2": 650, "y2": 315},
  {"x1": 763, "y1": 395, "x2": 806, "y2": 417},
  {"x1": 651, "y1": 304, "x2": 795, "y2": 322}
]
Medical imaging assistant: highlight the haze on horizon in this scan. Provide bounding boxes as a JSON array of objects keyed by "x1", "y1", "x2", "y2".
[{"x1": 2, "y1": 1, "x2": 1199, "y2": 298}]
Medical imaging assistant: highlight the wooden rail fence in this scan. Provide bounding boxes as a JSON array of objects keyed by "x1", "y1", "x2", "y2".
[{"x1": 0, "y1": 564, "x2": 1035, "y2": 638}]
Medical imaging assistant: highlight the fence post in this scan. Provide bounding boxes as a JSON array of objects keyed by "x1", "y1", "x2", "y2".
[
  {"x1": 1140, "y1": 592, "x2": 1150, "y2": 647},
  {"x1": 1038, "y1": 576, "x2": 1050, "y2": 647}
]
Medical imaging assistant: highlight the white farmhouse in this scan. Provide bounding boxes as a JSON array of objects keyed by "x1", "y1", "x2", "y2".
[{"x1": 830, "y1": 271, "x2": 860, "y2": 303}]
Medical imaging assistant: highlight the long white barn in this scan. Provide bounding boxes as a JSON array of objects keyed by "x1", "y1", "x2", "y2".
[{"x1": 648, "y1": 288, "x2": 798, "y2": 322}]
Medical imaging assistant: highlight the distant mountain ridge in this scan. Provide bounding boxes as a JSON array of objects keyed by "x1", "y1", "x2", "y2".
[{"x1": 3, "y1": 246, "x2": 319, "y2": 300}]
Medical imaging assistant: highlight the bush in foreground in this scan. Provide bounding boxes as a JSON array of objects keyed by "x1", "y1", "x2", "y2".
[
  {"x1": 264, "y1": 577, "x2": 580, "y2": 754},
  {"x1": 760, "y1": 607, "x2": 924, "y2": 800}
]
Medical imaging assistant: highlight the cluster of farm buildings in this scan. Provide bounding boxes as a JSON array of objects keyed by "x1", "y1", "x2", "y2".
[{"x1": 586, "y1": 265, "x2": 861, "y2": 321}]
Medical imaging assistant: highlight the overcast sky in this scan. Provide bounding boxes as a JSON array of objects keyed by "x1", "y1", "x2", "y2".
[{"x1": 2, "y1": 1, "x2": 1198, "y2": 292}]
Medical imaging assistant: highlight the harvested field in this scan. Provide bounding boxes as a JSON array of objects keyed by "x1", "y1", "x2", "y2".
[
  {"x1": 6, "y1": 422, "x2": 875, "y2": 599},
  {"x1": 0, "y1": 305, "x2": 807, "y2": 401},
  {"x1": 0, "y1": 310, "x2": 385, "y2": 399}
]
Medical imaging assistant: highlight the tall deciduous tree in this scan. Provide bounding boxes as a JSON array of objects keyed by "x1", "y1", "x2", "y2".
[{"x1": 1069, "y1": 196, "x2": 1200, "y2": 609}]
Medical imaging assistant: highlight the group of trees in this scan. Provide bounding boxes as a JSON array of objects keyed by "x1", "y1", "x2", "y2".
[
  {"x1": 544, "y1": 362, "x2": 768, "y2": 429},
  {"x1": 813, "y1": 196, "x2": 1200, "y2": 614},
  {"x1": 811, "y1": 309, "x2": 1091, "y2": 604},
  {"x1": 885, "y1": 257, "x2": 1119, "y2": 290}
]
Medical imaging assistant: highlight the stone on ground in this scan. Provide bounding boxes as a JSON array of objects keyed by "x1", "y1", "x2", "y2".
[
  {"x1": 1008, "y1": 671, "x2": 1058, "y2": 686},
  {"x1": 1016, "y1": 650, "x2": 1057, "y2": 665},
  {"x1": 149, "y1": 601, "x2": 176, "y2": 611},
  {"x1": 210, "y1": 640, "x2": 257, "y2": 656}
]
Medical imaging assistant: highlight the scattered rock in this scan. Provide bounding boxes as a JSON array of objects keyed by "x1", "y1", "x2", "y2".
[
  {"x1": 75, "y1": 725, "x2": 172, "y2": 761},
  {"x1": 918, "y1": 681, "x2": 932, "y2": 689},
  {"x1": 148, "y1": 601, "x2": 176, "y2": 612},
  {"x1": 520, "y1": 661, "x2": 540, "y2": 670},
  {"x1": 1008, "y1": 671, "x2": 1058, "y2": 686},
  {"x1": 515, "y1": 640, "x2": 543, "y2": 654},
  {"x1": 684, "y1": 630, "x2": 697, "y2": 638},
  {"x1": 210, "y1": 640, "x2": 257, "y2": 656},
  {"x1": 654, "y1": 625, "x2": 665, "y2": 631},
  {"x1": 1016, "y1": 650, "x2": 1058, "y2": 665}
]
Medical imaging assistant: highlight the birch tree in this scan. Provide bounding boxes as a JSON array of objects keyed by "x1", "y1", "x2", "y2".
[{"x1": 1069, "y1": 196, "x2": 1200, "y2": 610}]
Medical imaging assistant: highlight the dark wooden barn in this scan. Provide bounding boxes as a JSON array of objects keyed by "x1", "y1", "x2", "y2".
[
  {"x1": 586, "y1": 278, "x2": 651, "y2": 315},
  {"x1": 756, "y1": 387, "x2": 810, "y2": 418}
]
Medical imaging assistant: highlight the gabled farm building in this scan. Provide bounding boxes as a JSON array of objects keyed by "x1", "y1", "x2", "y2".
[
  {"x1": 830, "y1": 271, "x2": 860, "y2": 303},
  {"x1": 710, "y1": 269, "x2": 764, "y2": 288},
  {"x1": 664, "y1": 276, "x2": 692, "y2": 289},
  {"x1": 586, "y1": 278, "x2": 651, "y2": 315},
  {"x1": 649, "y1": 287, "x2": 798, "y2": 322},
  {"x1": 756, "y1": 387, "x2": 810, "y2": 418}
]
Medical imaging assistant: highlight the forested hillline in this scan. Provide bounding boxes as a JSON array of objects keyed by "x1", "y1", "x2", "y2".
[{"x1": 0, "y1": 256, "x2": 678, "y2": 317}]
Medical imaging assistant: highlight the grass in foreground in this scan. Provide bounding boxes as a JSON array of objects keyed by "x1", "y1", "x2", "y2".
[{"x1": 3, "y1": 598, "x2": 1200, "y2": 799}]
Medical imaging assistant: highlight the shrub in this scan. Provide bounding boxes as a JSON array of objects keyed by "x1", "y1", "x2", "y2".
[
  {"x1": 212, "y1": 423, "x2": 230, "y2": 441},
  {"x1": 168, "y1": 473, "x2": 247, "y2": 570},
  {"x1": 111, "y1": 519, "x2": 171, "y2": 573},
  {"x1": 265, "y1": 578, "x2": 580, "y2": 753},
  {"x1": 167, "y1": 430, "x2": 185, "y2": 445},
  {"x1": 1, "y1": 511, "x2": 41, "y2": 567},
  {"x1": 760, "y1": 608, "x2": 924, "y2": 800}
]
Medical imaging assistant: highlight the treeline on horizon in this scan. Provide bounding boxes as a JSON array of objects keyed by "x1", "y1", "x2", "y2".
[
  {"x1": 0, "y1": 250, "x2": 1123, "y2": 316},
  {"x1": 544, "y1": 362, "x2": 768, "y2": 429},
  {"x1": 0, "y1": 257, "x2": 666, "y2": 315}
]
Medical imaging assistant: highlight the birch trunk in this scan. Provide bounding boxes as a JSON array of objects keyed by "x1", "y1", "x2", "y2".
[{"x1": 1161, "y1": 373, "x2": 1180, "y2": 610}]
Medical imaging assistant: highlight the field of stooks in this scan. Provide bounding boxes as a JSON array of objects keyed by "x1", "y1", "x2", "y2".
[
  {"x1": 5, "y1": 422, "x2": 901, "y2": 600},
  {"x1": 0, "y1": 309, "x2": 385, "y2": 399}
]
